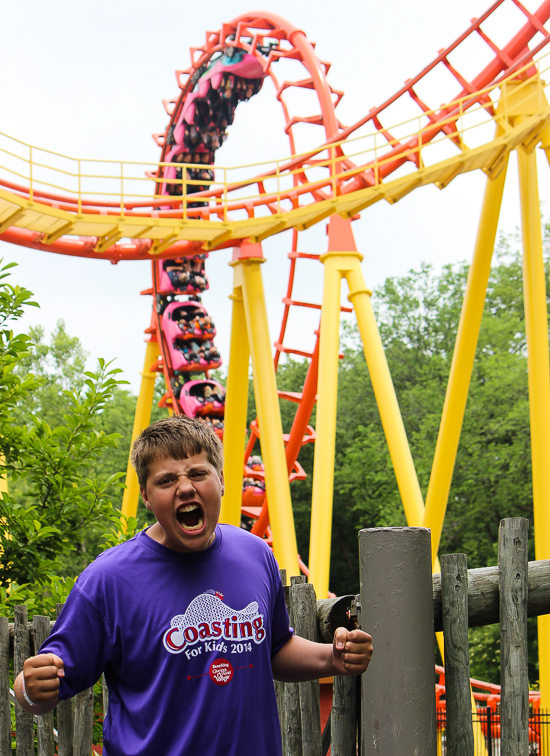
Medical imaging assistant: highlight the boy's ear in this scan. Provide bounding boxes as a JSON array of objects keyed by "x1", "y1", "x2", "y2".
[{"x1": 141, "y1": 488, "x2": 151, "y2": 510}]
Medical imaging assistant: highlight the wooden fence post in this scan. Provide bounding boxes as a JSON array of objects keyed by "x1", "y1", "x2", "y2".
[
  {"x1": 283, "y1": 576, "x2": 305, "y2": 756},
  {"x1": 73, "y1": 686, "x2": 93, "y2": 756},
  {"x1": 441, "y1": 553, "x2": 474, "y2": 756},
  {"x1": 360, "y1": 527, "x2": 436, "y2": 756},
  {"x1": 14, "y1": 606, "x2": 33, "y2": 756},
  {"x1": 55, "y1": 603, "x2": 74, "y2": 756},
  {"x1": 330, "y1": 595, "x2": 360, "y2": 756},
  {"x1": 33, "y1": 615, "x2": 55, "y2": 756},
  {"x1": 101, "y1": 674, "x2": 108, "y2": 727},
  {"x1": 0, "y1": 617, "x2": 10, "y2": 756},
  {"x1": 499, "y1": 517, "x2": 529, "y2": 756},
  {"x1": 293, "y1": 581, "x2": 322, "y2": 756},
  {"x1": 276, "y1": 569, "x2": 287, "y2": 756},
  {"x1": 331, "y1": 676, "x2": 358, "y2": 756}
]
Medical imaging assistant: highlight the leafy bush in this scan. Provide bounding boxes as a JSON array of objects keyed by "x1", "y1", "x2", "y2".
[{"x1": 0, "y1": 261, "x2": 129, "y2": 616}]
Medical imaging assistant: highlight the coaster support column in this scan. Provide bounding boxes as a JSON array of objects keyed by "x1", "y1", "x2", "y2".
[
  {"x1": 309, "y1": 254, "x2": 344, "y2": 596},
  {"x1": 122, "y1": 339, "x2": 159, "y2": 517},
  {"x1": 310, "y1": 215, "x2": 426, "y2": 596},
  {"x1": 422, "y1": 156, "x2": 508, "y2": 562},
  {"x1": 236, "y1": 243, "x2": 300, "y2": 578},
  {"x1": 345, "y1": 261, "x2": 425, "y2": 527},
  {"x1": 220, "y1": 278, "x2": 250, "y2": 527},
  {"x1": 517, "y1": 139, "x2": 550, "y2": 710}
]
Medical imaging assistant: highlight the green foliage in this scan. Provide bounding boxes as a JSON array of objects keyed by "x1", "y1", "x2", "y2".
[
  {"x1": 0, "y1": 360, "x2": 127, "y2": 589},
  {"x1": 10, "y1": 320, "x2": 148, "y2": 576},
  {"x1": 468, "y1": 624, "x2": 501, "y2": 685},
  {"x1": 14, "y1": 320, "x2": 87, "y2": 425},
  {"x1": 101, "y1": 514, "x2": 139, "y2": 550},
  {"x1": 0, "y1": 263, "x2": 130, "y2": 617},
  {"x1": 0, "y1": 576, "x2": 76, "y2": 618},
  {"x1": 0, "y1": 262, "x2": 40, "y2": 436}
]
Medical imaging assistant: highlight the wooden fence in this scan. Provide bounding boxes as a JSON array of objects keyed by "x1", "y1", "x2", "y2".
[
  {"x1": 0, "y1": 517, "x2": 548, "y2": 755},
  {"x1": 0, "y1": 602, "x2": 105, "y2": 756}
]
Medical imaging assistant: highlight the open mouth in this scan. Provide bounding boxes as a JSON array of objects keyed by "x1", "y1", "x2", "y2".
[{"x1": 176, "y1": 503, "x2": 204, "y2": 532}]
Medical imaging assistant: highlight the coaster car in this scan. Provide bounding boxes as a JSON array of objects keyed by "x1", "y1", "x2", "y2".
[
  {"x1": 161, "y1": 302, "x2": 220, "y2": 372},
  {"x1": 179, "y1": 379, "x2": 225, "y2": 419},
  {"x1": 170, "y1": 340, "x2": 222, "y2": 372},
  {"x1": 161, "y1": 300, "x2": 216, "y2": 341},
  {"x1": 242, "y1": 476, "x2": 266, "y2": 508},
  {"x1": 156, "y1": 255, "x2": 209, "y2": 295},
  {"x1": 172, "y1": 49, "x2": 266, "y2": 147},
  {"x1": 246, "y1": 455, "x2": 264, "y2": 472},
  {"x1": 160, "y1": 50, "x2": 265, "y2": 208},
  {"x1": 196, "y1": 415, "x2": 224, "y2": 440},
  {"x1": 242, "y1": 452, "x2": 266, "y2": 506},
  {"x1": 161, "y1": 146, "x2": 214, "y2": 197}
]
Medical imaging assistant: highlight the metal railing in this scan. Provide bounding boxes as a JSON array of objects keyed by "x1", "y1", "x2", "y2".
[
  {"x1": 436, "y1": 709, "x2": 550, "y2": 756},
  {"x1": 0, "y1": 50, "x2": 549, "y2": 223}
]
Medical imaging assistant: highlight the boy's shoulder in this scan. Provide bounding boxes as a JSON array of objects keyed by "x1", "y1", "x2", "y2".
[
  {"x1": 219, "y1": 523, "x2": 266, "y2": 545},
  {"x1": 218, "y1": 524, "x2": 277, "y2": 563},
  {"x1": 78, "y1": 531, "x2": 148, "y2": 582}
]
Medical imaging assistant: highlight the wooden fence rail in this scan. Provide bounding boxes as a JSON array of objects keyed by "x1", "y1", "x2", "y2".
[{"x1": 432, "y1": 556, "x2": 550, "y2": 632}]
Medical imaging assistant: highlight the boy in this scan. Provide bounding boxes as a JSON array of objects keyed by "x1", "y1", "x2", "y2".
[{"x1": 15, "y1": 417, "x2": 372, "y2": 756}]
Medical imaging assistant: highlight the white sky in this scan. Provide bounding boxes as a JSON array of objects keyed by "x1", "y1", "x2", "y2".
[{"x1": 0, "y1": 0, "x2": 548, "y2": 392}]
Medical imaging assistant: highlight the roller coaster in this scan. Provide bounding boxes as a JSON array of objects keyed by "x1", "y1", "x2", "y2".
[{"x1": 1, "y1": 0, "x2": 550, "y2": 709}]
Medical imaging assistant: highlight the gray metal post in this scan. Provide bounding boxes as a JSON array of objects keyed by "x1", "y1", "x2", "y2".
[{"x1": 360, "y1": 527, "x2": 436, "y2": 756}]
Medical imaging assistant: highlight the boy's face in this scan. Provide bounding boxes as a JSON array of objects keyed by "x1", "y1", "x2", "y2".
[{"x1": 141, "y1": 451, "x2": 224, "y2": 553}]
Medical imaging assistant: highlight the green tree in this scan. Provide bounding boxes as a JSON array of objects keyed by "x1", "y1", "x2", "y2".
[
  {"x1": 0, "y1": 264, "x2": 128, "y2": 617},
  {"x1": 14, "y1": 320, "x2": 87, "y2": 425},
  {"x1": 10, "y1": 322, "x2": 150, "y2": 574}
]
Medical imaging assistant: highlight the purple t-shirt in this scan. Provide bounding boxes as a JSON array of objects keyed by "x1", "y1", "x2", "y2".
[{"x1": 40, "y1": 525, "x2": 292, "y2": 756}]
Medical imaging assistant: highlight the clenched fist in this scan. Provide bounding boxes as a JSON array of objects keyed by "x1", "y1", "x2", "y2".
[
  {"x1": 15, "y1": 653, "x2": 65, "y2": 714},
  {"x1": 331, "y1": 628, "x2": 373, "y2": 676}
]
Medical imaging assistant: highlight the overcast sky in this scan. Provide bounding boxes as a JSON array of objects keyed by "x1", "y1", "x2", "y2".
[{"x1": 1, "y1": 0, "x2": 548, "y2": 392}]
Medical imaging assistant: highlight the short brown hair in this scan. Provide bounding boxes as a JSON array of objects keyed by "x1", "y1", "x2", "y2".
[{"x1": 131, "y1": 416, "x2": 224, "y2": 489}]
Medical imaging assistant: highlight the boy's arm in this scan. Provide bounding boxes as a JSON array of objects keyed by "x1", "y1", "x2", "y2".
[
  {"x1": 14, "y1": 653, "x2": 64, "y2": 715},
  {"x1": 271, "y1": 628, "x2": 372, "y2": 683}
]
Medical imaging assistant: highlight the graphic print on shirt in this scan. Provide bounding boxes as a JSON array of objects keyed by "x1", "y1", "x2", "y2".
[{"x1": 163, "y1": 589, "x2": 266, "y2": 663}]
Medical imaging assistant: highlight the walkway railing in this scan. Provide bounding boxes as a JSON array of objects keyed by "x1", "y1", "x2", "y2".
[{"x1": 0, "y1": 52, "x2": 549, "y2": 225}]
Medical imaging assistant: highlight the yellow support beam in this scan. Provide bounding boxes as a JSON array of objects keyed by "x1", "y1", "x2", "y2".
[
  {"x1": 121, "y1": 340, "x2": 159, "y2": 517},
  {"x1": 539, "y1": 122, "x2": 550, "y2": 169},
  {"x1": 220, "y1": 282, "x2": 250, "y2": 527},
  {"x1": 310, "y1": 215, "x2": 427, "y2": 597},
  {"x1": 346, "y1": 260, "x2": 426, "y2": 528},
  {"x1": 517, "y1": 139, "x2": 550, "y2": 710},
  {"x1": 312, "y1": 229, "x2": 466, "y2": 732},
  {"x1": 309, "y1": 254, "x2": 343, "y2": 597},
  {"x1": 0, "y1": 208, "x2": 25, "y2": 235},
  {"x1": 422, "y1": 153, "x2": 508, "y2": 562},
  {"x1": 236, "y1": 252, "x2": 300, "y2": 578}
]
